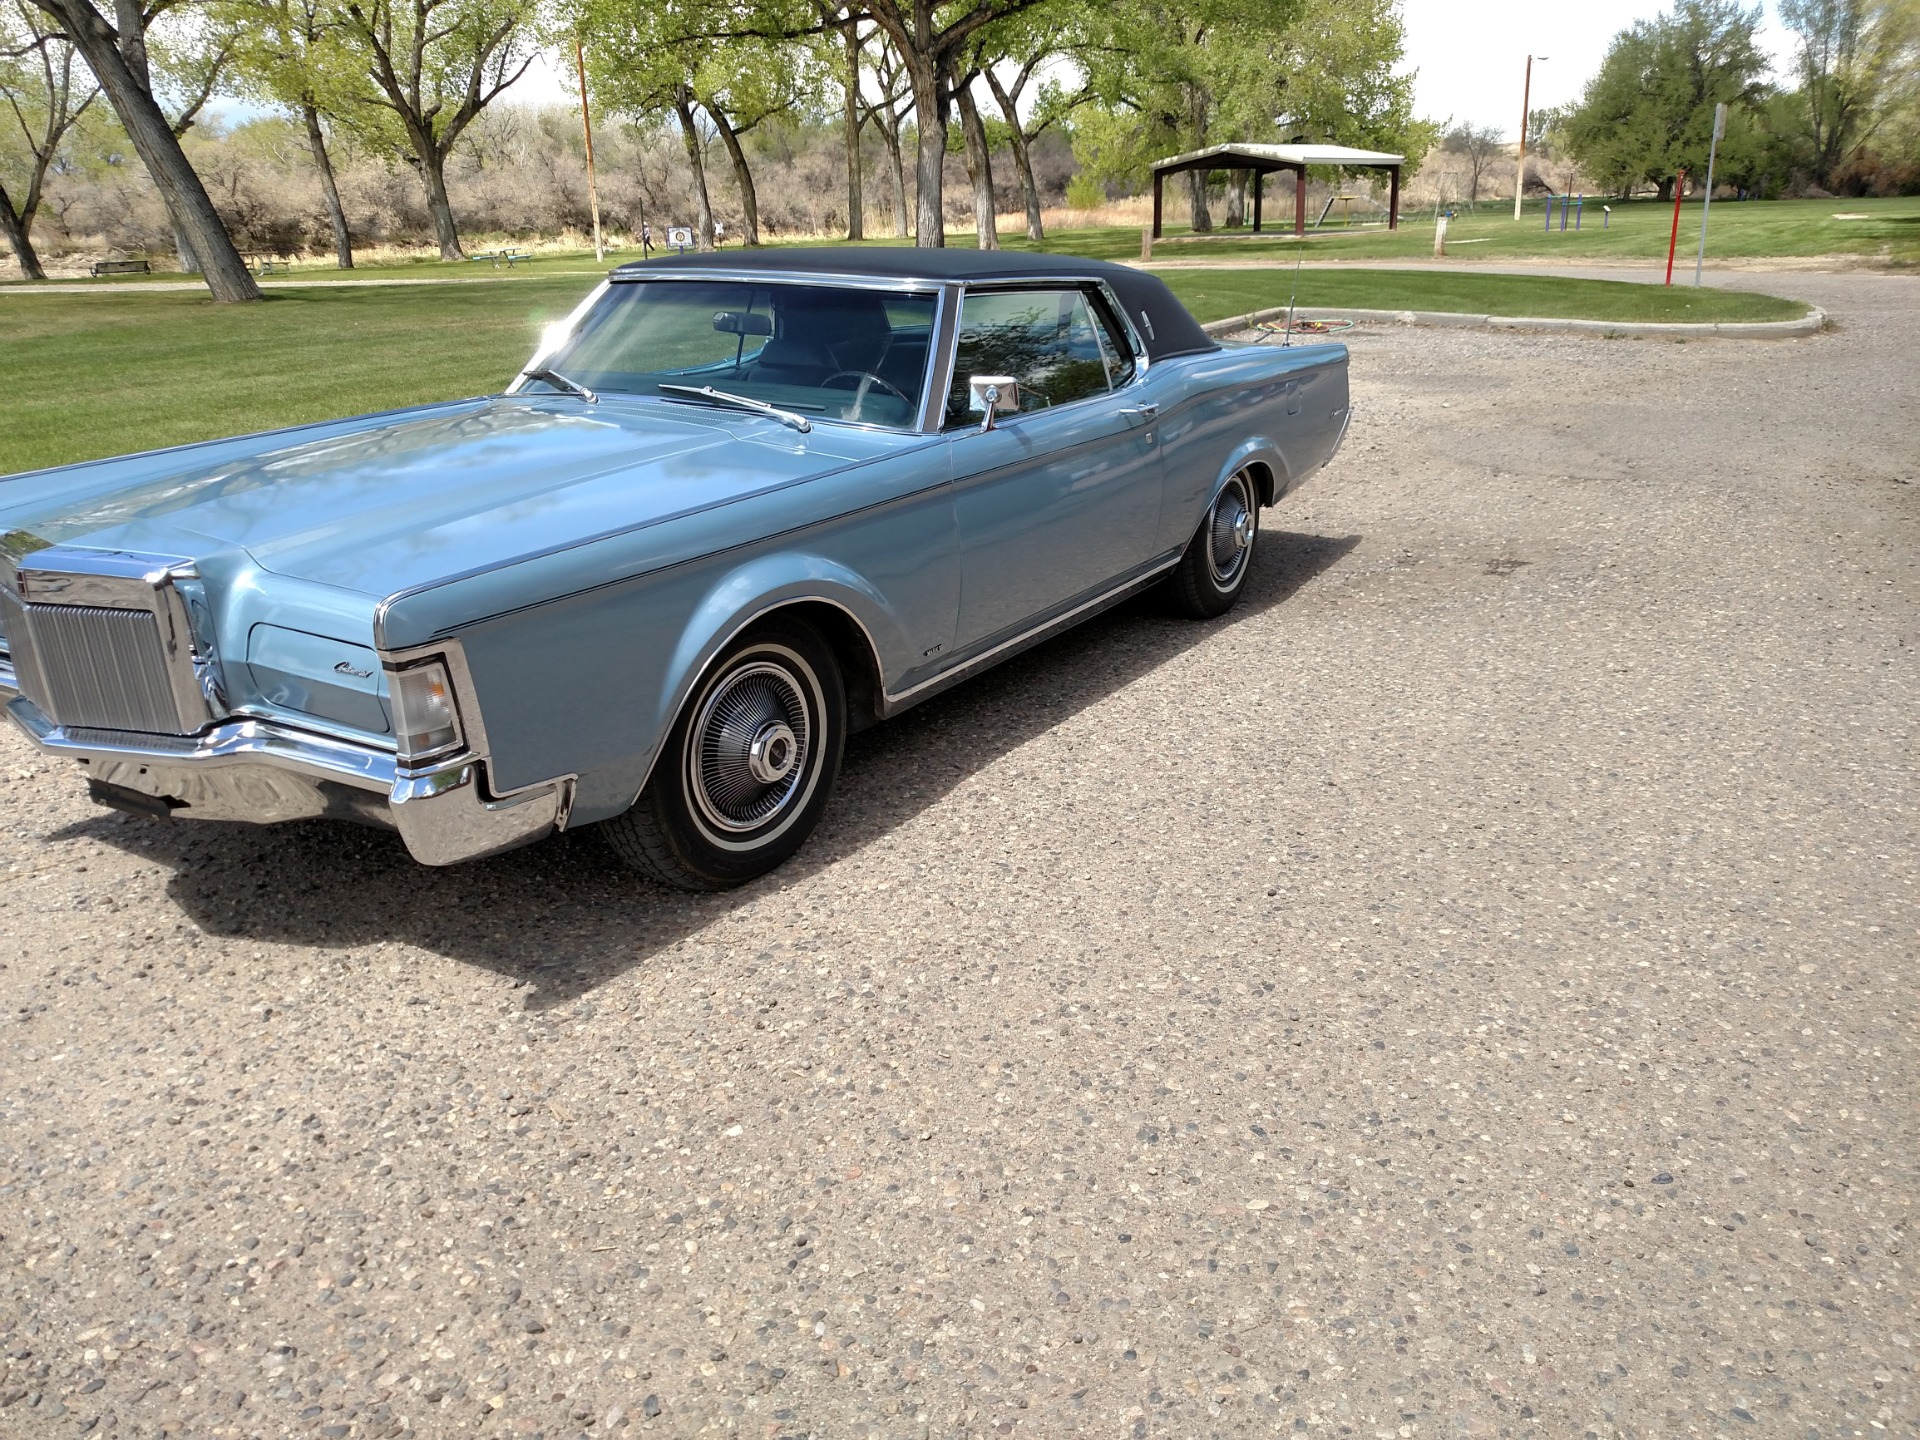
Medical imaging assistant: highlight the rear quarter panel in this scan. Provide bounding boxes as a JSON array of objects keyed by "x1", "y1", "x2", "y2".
[{"x1": 1151, "y1": 341, "x2": 1350, "y2": 549}]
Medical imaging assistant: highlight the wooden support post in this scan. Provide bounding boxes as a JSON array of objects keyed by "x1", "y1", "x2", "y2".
[
  {"x1": 1152, "y1": 171, "x2": 1164, "y2": 239},
  {"x1": 1252, "y1": 171, "x2": 1263, "y2": 233},
  {"x1": 1294, "y1": 166, "x2": 1306, "y2": 237},
  {"x1": 1388, "y1": 166, "x2": 1400, "y2": 231}
]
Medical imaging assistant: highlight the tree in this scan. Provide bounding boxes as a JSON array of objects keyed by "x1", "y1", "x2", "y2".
[
  {"x1": 972, "y1": 7, "x2": 1090, "y2": 242},
  {"x1": 1440, "y1": 121, "x2": 1502, "y2": 201},
  {"x1": 1559, "y1": 0, "x2": 1771, "y2": 199},
  {"x1": 691, "y1": 38, "x2": 796, "y2": 246},
  {"x1": 218, "y1": 0, "x2": 358, "y2": 267},
  {"x1": 951, "y1": 69, "x2": 996, "y2": 247},
  {"x1": 857, "y1": 26, "x2": 912, "y2": 237},
  {"x1": 1781, "y1": 0, "x2": 1919, "y2": 187},
  {"x1": 333, "y1": 0, "x2": 535, "y2": 259},
  {"x1": 1, "y1": 0, "x2": 97, "y2": 278},
  {"x1": 26, "y1": 0, "x2": 260, "y2": 297}
]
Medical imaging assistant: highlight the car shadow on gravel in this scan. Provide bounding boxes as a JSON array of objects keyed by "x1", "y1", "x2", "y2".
[{"x1": 56, "y1": 529, "x2": 1359, "y2": 1007}]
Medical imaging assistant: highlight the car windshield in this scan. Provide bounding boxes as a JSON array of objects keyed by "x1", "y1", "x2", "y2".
[{"x1": 537, "y1": 279, "x2": 939, "y2": 430}]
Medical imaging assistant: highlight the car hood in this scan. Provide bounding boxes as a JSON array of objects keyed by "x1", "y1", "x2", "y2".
[{"x1": 0, "y1": 395, "x2": 911, "y2": 598}]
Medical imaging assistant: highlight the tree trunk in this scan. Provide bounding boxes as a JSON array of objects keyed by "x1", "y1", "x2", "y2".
[
  {"x1": 1224, "y1": 170, "x2": 1245, "y2": 226},
  {"x1": 904, "y1": 49, "x2": 946, "y2": 248},
  {"x1": 984, "y1": 70, "x2": 1043, "y2": 241},
  {"x1": 29, "y1": 0, "x2": 258, "y2": 300},
  {"x1": 672, "y1": 89, "x2": 716, "y2": 252},
  {"x1": 954, "y1": 77, "x2": 997, "y2": 250},
  {"x1": 0, "y1": 182, "x2": 45, "y2": 280},
  {"x1": 1185, "y1": 169, "x2": 1212, "y2": 232},
  {"x1": 174, "y1": 224, "x2": 200, "y2": 272},
  {"x1": 303, "y1": 101, "x2": 353, "y2": 269},
  {"x1": 410, "y1": 136, "x2": 465, "y2": 260},
  {"x1": 706, "y1": 104, "x2": 761, "y2": 246},
  {"x1": 842, "y1": 18, "x2": 863, "y2": 241},
  {"x1": 1655, "y1": 176, "x2": 1673, "y2": 202},
  {"x1": 880, "y1": 122, "x2": 909, "y2": 237}
]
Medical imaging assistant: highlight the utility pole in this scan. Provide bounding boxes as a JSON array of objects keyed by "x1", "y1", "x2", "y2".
[
  {"x1": 1513, "y1": 54, "x2": 1547, "y2": 222},
  {"x1": 575, "y1": 37, "x2": 605, "y2": 263}
]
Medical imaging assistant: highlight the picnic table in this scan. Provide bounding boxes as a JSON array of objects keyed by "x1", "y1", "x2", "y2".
[
  {"x1": 89, "y1": 259, "x2": 151, "y2": 277},
  {"x1": 245, "y1": 255, "x2": 293, "y2": 276},
  {"x1": 469, "y1": 249, "x2": 535, "y2": 268}
]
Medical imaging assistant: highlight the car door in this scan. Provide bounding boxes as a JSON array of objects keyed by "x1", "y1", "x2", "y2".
[{"x1": 943, "y1": 286, "x2": 1163, "y2": 652}]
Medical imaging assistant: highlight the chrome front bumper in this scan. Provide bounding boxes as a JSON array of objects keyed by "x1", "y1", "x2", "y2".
[{"x1": 0, "y1": 667, "x2": 568, "y2": 866}]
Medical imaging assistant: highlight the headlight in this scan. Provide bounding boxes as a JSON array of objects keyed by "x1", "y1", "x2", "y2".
[{"x1": 389, "y1": 659, "x2": 463, "y2": 761}]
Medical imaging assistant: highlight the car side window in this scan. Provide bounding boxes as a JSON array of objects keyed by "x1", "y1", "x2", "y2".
[{"x1": 945, "y1": 288, "x2": 1114, "y2": 427}]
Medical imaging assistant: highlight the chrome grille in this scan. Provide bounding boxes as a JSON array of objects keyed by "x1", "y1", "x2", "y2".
[{"x1": 1, "y1": 590, "x2": 187, "y2": 734}]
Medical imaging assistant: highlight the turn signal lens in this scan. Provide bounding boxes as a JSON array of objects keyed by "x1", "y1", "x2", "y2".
[{"x1": 390, "y1": 659, "x2": 462, "y2": 760}]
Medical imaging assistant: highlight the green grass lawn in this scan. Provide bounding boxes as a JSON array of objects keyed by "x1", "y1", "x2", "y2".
[
  {"x1": 0, "y1": 263, "x2": 1804, "y2": 474},
  {"x1": 0, "y1": 277, "x2": 593, "y2": 474},
  {"x1": 1156, "y1": 268, "x2": 1807, "y2": 324},
  {"x1": 1036, "y1": 193, "x2": 1920, "y2": 267}
]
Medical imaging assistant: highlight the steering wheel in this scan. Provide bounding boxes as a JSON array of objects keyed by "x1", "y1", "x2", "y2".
[{"x1": 821, "y1": 369, "x2": 910, "y2": 416}]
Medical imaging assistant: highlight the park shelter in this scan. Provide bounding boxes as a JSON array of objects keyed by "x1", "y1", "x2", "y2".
[{"x1": 1148, "y1": 143, "x2": 1406, "y2": 238}]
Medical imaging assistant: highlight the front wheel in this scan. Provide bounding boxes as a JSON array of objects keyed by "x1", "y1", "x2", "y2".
[
  {"x1": 1163, "y1": 467, "x2": 1260, "y2": 618},
  {"x1": 602, "y1": 620, "x2": 846, "y2": 889}
]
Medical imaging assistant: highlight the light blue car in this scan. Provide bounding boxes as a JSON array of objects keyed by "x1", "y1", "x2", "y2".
[{"x1": 0, "y1": 250, "x2": 1350, "y2": 887}]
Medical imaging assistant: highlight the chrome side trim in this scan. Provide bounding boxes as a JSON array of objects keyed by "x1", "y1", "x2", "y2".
[
  {"x1": 918, "y1": 283, "x2": 963, "y2": 434},
  {"x1": 607, "y1": 267, "x2": 946, "y2": 294},
  {"x1": 881, "y1": 554, "x2": 1180, "y2": 712}
]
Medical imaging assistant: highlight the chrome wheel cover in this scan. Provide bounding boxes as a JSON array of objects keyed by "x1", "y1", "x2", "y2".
[
  {"x1": 686, "y1": 657, "x2": 815, "y2": 836},
  {"x1": 1207, "y1": 472, "x2": 1257, "y2": 588}
]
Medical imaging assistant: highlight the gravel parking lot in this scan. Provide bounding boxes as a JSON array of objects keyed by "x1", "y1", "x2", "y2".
[{"x1": 2, "y1": 271, "x2": 1913, "y2": 1440}]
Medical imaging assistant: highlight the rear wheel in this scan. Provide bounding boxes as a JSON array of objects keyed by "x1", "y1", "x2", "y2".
[
  {"x1": 603, "y1": 620, "x2": 845, "y2": 889},
  {"x1": 1164, "y1": 467, "x2": 1260, "y2": 618}
]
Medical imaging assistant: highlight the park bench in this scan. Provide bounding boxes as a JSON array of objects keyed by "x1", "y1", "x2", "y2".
[{"x1": 89, "y1": 258, "x2": 151, "y2": 277}]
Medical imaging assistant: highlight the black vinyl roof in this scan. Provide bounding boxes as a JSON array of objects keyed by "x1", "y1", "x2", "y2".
[{"x1": 609, "y1": 247, "x2": 1217, "y2": 362}]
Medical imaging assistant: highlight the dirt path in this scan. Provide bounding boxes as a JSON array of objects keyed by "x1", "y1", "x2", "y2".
[{"x1": 0, "y1": 272, "x2": 1913, "y2": 1439}]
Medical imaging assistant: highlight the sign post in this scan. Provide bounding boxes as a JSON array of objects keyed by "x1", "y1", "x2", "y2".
[
  {"x1": 1664, "y1": 170, "x2": 1687, "y2": 285},
  {"x1": 1694, "y1": 102, "x2": 1727, "y2": 288}
]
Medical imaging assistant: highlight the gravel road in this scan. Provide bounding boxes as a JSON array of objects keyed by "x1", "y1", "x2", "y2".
[{"x1": 2, "y1": 271, "x2": 1913, "y2": 1440}]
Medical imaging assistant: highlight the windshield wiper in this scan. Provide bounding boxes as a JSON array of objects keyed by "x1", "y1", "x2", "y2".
[
  {"x1": 657, "y1": 383, "x2": 814, "y2": 433},
  {"x1": 524, "y1": 366, "x2": 598, "y2": 404}
]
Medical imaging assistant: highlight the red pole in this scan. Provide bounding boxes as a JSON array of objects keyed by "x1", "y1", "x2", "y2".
[{"x1": 1664, "y1": 170, "x2": 1686, "y2": 285}]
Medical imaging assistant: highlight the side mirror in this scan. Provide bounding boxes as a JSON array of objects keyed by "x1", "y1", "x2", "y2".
[
  {"x1": 968, "y1": 374, "x2": 1020, "y2": 432},
  {"x1": 712, "y1": 310, "x2": 773, "y2": 337}
]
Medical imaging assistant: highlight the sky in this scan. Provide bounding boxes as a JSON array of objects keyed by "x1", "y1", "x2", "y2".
[{"x1": 1399, "y1": 0, "x2": 1800, "y2": 136}]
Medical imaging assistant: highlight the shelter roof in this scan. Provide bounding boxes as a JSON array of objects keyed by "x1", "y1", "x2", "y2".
[{"x1": 1150, "y1": 143, "x2": 1405, "y2": 172}]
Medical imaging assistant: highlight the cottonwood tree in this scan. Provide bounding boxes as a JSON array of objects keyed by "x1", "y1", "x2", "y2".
[
  {"x1": 857, "y1": 26, "x2": 912, "y2": 237},
  {"x1": 950, "y1": 67, "x2": 996, "y2": 246},
  {"x1": 1559, "y1": 0, "x2": 1770, "y2": 199},
  {"x1": 1440, "y1": 122, "x2": 1502, "y2": 201},
  {"x1": 333, "y1": 0, "x2": 535, "y2": 259},
  {"x1": 1, "y1": 0, "x2": 97, "y2": 277},
  {"x1": 673, "y1": 0, "x2": 1058, "y2": 247},
  {"x1": 1781, "y1": 0, "x2": 1918, "y2": 187},
  {"x1": 1075, "y1": 0, "x2": 1305, "y2": 231},
  {"x1": 694, "y1": 36, "x2": 798, "y2": 245},
  {"x1": 979, "y1": 39, "x2": 1086, "y2": 242},
  {"x1": 218, "y1": 0, "x2": 357, "y2": 266},
  {"x1": 26, "y1": 0, "x2": 260, "y2": 297}
]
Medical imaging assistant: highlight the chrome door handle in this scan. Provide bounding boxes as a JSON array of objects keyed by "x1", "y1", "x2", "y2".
[{"x1": 1119, "y1": 403, "x2": 1158, "y2": 420}]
